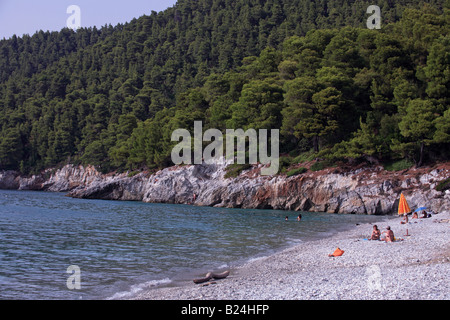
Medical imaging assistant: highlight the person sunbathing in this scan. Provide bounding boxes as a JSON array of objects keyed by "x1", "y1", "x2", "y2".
[
  {"x1": 381, "y1": 226, "x2": 394, "y2": 242},
  {"x1": 421, "y1": 210, "x2": 430, "y2": 218},
  {"x1": 370, "y1": 225, "x2": 381, "y2": 240}
]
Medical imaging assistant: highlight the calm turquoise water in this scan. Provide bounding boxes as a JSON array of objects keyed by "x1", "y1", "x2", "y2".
[{"x1": 0, "y1": 190, "x2": 385, "y2": 300}]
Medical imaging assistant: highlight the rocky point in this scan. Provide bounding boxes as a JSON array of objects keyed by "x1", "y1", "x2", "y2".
[{"x1": 1, "y1": 160, "x2": 449, "y2": 215}]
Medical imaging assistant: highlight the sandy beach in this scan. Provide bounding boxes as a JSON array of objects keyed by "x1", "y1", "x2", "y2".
[{"x1": 132, "y1": 210, "x2": 449, "y2": 300}]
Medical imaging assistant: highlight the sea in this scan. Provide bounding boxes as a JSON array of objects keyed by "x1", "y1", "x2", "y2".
[{"x1": 0, "y1": 189, "x2": 386, "y2": 300}]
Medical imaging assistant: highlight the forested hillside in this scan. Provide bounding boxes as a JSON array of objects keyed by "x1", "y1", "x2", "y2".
[{"x1": 0, "y1": 0, "x2": 448, "y2": 174}]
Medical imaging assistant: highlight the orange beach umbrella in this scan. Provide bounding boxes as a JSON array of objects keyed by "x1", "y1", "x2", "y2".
[{"x1": 398, "y1": 193, "x2": 411, "y2": 215}]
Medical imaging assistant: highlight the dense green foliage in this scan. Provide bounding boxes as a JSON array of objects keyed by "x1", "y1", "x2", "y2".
[{"x1": 0, "y1": 0, "x2": 448, "y2": 174}]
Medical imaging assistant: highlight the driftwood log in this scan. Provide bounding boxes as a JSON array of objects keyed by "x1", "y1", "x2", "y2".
[{"x1": 193, "y1": 270, "x2": 230, "y2": 284}]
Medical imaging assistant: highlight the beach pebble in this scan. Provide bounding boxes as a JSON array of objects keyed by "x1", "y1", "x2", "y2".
[{"x1": 131, "y1": 212, "x2": 450, "y2": 300}]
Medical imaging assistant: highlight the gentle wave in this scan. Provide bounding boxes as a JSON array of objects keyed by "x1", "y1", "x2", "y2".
[
  {"x1": 0, "y1": 190, "x2": 386, "y2": 299},
  {"x1": 107, "y1": 278, "x2": 172, "y2": 300}
]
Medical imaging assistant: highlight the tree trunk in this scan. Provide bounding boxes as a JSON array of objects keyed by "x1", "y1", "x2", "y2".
[
  {"x1": 417, "y1": 141, "x2": 424, "y2": 167},
  {"x1": 312, "y1": 135, "x2": 319, "y2": 153}
]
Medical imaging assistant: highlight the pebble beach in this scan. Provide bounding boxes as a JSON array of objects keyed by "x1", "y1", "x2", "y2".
[{"x1": 133, "y1": 211, "x2": 449, "y2": 300}]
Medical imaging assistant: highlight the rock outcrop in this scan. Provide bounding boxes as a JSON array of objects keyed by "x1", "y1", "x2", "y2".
[{"x1": 1, "y1": 161, "x2": 449, "y2": 215}]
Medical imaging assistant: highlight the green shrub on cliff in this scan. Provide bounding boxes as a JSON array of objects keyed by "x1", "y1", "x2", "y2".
[
  {"x1": 311, "y1": 160, "x2": 335, "y2": 172},
  {"x1": 383, "y1": 159, "x2": 414, "y2": 171},
  {"x1": 224, "y1": 163, "x2": 252, "y2": 179},
  {"x1": 286, "y1": 167, "x2": 307, "y2": 177},
  {"x1": 436, "y1": 177, "x2": 450, "y2": 192}
]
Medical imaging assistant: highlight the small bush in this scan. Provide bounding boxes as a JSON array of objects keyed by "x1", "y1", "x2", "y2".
[
  {"x1": 436, "y1": 177, "x2": 450, "y2": 192},
  {"x1": 383, "y1": 159, "x2": 414, "y2": 171},
  {"x1": 286, "y1": 167, "x2": 307, "y2": 177},
  {"x1": 127, "y1": 170, "x2": 140, "y2": 177},
  {"x1": 292, "y1": 149, "x2": 317, "y2": 164},
  {"x1": 310, "y1": 159, "x2": 334, "y2": 172},
  {"x1": 224, "y1": 163, "x2": 252, "y2": 179},
  {"x1": 278, "y1": 156, "x2": 293, "y2": 173}
]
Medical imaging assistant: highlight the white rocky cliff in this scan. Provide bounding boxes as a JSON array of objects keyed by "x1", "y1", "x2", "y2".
[{"x1": 1, "y1": 161, "x2": 449, "y2": 215}]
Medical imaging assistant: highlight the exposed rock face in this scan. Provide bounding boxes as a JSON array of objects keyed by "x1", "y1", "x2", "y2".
[
  {"x1": 0, "y1": 171, "x2": 20, "y2": 190},
  {"x1": 1, "y1": 161, "x2": 449, "y2": 215},
  {"x1": 0, "y1": 165, "x2": 103, "y2": 192}
]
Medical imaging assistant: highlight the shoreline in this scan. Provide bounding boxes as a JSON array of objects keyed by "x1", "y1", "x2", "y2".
[
  {"x1": 2, "y1": 162, "x2": 450, "y2": 216},
  {"x1": 107, "y1": 209, "x2": 388, "y2": 300},
  {"x1": 131, "y1": 211, "x2": 449, "y2": 300}
]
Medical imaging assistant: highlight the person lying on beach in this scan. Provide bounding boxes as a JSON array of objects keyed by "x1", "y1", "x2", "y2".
[
  {"x1": 421, "y1": 211, "x2": 431, "y2": 218},
  {"x1": 381, "y1": 226, "x2": 394, "y2": 242},
  {"x1": 412, "y1": 212, "x2": 418, "y2": 219},
  {"x1": 370, "y1": 225, "x2": 381, "y2": 240}
]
